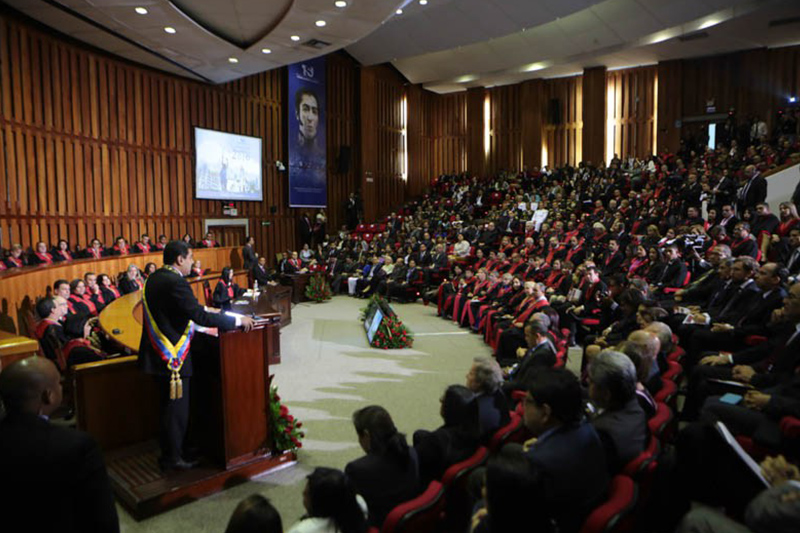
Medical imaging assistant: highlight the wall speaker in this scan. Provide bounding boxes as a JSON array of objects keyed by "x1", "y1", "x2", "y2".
[{"x1": 547, "y1": 98, "x2": 562, "y2": 125}]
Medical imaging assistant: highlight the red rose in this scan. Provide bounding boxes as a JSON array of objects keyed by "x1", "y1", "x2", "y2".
[
  {"x1": 287, "y1": 415, "x2": 294, "y2": 422},
  {"x1": 297, "y1": 442, "x2": 303, "y2": 448},
  {"x1": 296, "y1": 422, "x2": 303, "y2": 428}
]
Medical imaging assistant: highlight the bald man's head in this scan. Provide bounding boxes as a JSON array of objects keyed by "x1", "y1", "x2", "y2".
[
  {"x1": 628, "y1": 330, "x2": 660, "y2": 359},
  {"x1": 644, "y1": 322, "x2": 673, "y2": 353},
  {"x1": 0, "y1": 357, "x2": 62, "y2": 416}
]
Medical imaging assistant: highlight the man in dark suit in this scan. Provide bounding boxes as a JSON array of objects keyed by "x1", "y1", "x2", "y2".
[
  {"x1": 242, "y1": 236, "x2": 258, "y2": 270},
  {"x1": 0, "y1": 357, "x2": 119, "y2": 532},
  {"x1": 379, "y1": 257, "x2": 407, "y2": 297},
  {"x1": 655, "y1": 245, "x2": 688, "y2": 293},
  {"x1": 683, "y1": 282, "x2": 800, "y2": 420},
  {"x1": 600, "y1": 238, "x2": 624, "y2": 278},
  {"x1": 298, "y1": 212, "x2": 313, "y2": 247},
  {"x1": 251, "y1": 256, "x2": 273, "y2": 287},
  {"x1": 689, "y1": 263, "x2": 787, "y2": 357},
  {"x1": 138, "y1": 241, "x2": 254, "y2": 470},
  {"x1": 504, "y1": 319, "x2": 557, "y2": 390},
  {"x1": 717, "y1": 204, "x2": 739, "y2": 234},
  {"x1": 785, "y1": 228, "x2": 800, "y2": 278},
  {"x1": 736, "y1": 165, "x2": 768, "y2": 216},
  {"x1": 521, "y1": 368, "x2": 609, "y2": 533}
]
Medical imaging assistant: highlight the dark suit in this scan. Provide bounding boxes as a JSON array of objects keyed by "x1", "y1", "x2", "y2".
[
  {"x1": 119, "y1": 275, "x2": 143, "y2": 295},
  {"x1": 138, "y1": 267, "x2": 237, "y2": 463},
  {"x1": 212, "y1": 280, "x2": 244, "y2": 310},
  {"x1": 505, "y1": 342, "x2": 557, "y2": 388},
  {"x1": 476, "y1": 389, "x2": 511, "y2": 440},
  {"x1": 345, "y1": 451, "x2": 421, "y2": 528},
  {"x1": 591, "y1": 397, "x2": 647, "y2": 472},
  {"x1": 525, "y1": 422, "x2": 610, "y2": 533},
  {"x1": 737, "y1": 174, "x2": 768, "y2": 215},
  {"x1": 251, "y1": 264, "x2": 272, "y2": 286},
  {"x1": 242, "y1": 245, "x2": 257, "y2": 270},
  {"x1": 413, "y1": 426, "x2": 479, "y2": 485},
  {"x1": 0, "y1": 412, "x2": 119, "y2": 532}
]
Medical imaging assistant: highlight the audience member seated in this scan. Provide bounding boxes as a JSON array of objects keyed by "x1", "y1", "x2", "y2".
[
  {"x1": 187, "y1": 260, "x2": 204, "y2": 278},
  {"x1": 143, "y1": 262, "x2": 158, "y2": 278},
  {"x1": 62, "y1": 314, "x2": 108, "y2": 367},
  {"x1": 287, "y1": 467, "x2": 368, "y2": 533},
  {"x1": 34, "y1": 296, "x2": 69, "y2": 367},
  {"x1": 213, "y1": 267, "x2": 246, "y2": 310},
  {"x1": 0, "y1": 357, "x2": 119, "y2": 532},
  {"x1": 345, "y1": 405, "x2": 421, "y2": 528},
  {"x1": 83, "y1": 238, "x2": 107, "y2": 259},
  {"x1": 413, "y1": 385, "x2": 480, "y2": 485},
  {"x1": 119, "y1": 264, "x2": 144, "y2": 294},
  {"x1": 587, "y1": 350, "x2": 647, "y2": 472},
  {"x1": 97, "y1": 273, "x2": 121, "y2": 304},
  {"x1": 465, "y1": 356, "x2": 511, "y2": 440},
  {"x1": 503, "y1": 319, "x2": 557, "y2": 390},
  {"x1": 224, "y1": 494, "x2": 283, "y2": 533},
  {"x1": 470, "y1": 451, "x2": 539, "y2": 533},
  {"x1": 3, "y1": 244, "x2": 25, "y2": 267},
  {"x1": 111, "y1": 236, "x2": 131, "y2": 256},
  {"x1": 252, "y1": 256, "x2": 274, "y2": 287},
  {"x1": 29, "y1": 241, "x2": 54, "y2": 265},
  {"x1": 52, "y1": 238, "x2": 74, "y2": 262},
  {"x1": 83, "y1": 272, "x2": 106, "y2": 313},
  {"x1": 67, "y1": 278, "x2": 98, "y2": 317},
  {"x1": 134, "y1": 234, "x2": 153, "y2": 254},
  {"x1": 517, "y1": 368, "x2": 609, "y2": 533},
  {"x1": 198, "y1": 232, "x2": 220, "y2": 248}
]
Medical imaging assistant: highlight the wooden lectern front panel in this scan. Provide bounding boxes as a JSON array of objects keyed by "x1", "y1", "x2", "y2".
[{"x1": 219, "y1": 328, "x2": 271, "y2": 467}]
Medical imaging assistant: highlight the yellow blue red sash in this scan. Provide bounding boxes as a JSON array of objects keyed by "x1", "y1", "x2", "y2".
[{"x1": 142, "y1": 268, "x2": 194, "y2": 399}]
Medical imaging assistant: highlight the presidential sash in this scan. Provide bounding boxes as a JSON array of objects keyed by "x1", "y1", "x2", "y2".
[{"x1": 142, "y1": 268, "x2": 194, "y2": 400}]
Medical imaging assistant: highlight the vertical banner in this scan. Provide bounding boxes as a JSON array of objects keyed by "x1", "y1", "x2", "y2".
[{"x1": 288, "y1": 57, "x2": 327, "y2": 208}]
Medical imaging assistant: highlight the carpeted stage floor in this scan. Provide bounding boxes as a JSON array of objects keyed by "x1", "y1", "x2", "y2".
[{"x1": 118, "y1": 296, "x2": 580, "y2": 532}]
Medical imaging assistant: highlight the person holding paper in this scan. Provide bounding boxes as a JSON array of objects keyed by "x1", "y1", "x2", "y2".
[{"x1": 138, "y1": 241, "x2": 254, "y2": 471}]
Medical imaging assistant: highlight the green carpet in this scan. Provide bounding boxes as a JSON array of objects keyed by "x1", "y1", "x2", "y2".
[{"x1": 118, "y1": 296, "x2": 500, "y2": 532}]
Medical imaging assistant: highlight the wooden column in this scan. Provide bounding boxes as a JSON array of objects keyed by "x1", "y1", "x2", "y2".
[
  {"x1": 466, "y1": 87, "x2": 485, "y2": 176},
  {"x1": 657, "y1": 60, "x2": 683, "y2": 154},
  {"x1": 520, "y1": 79, "x2": 543, "y2": 170},
  {"x1": 406, "y1": 84, "x2": 425, "y2": 197},
  {"x1": 358, "y1": 66, "x2": 378, "y2": 223},
  {"x1": 582, "y1": 66, "x2": 606, "y2": 166}
]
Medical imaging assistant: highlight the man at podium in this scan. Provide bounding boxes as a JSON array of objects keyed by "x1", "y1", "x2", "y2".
[{"x1": 138, "y1": 241, "x2": 254, "y2": 471}]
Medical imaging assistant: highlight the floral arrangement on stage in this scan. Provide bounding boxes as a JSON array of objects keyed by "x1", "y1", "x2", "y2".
[
  {"x1": 268, "y1": 382, "x2": 305, "y2": 452},
  {"x1": 305, "y1": 272, "x2": 332, "y2": 302},
  {"x1": 359, "y1": 294, "x2": 414, "y2": 350}
]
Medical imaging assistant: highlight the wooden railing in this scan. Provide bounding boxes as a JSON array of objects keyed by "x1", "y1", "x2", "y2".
[{"x1": 0, "y1": 246, "x2": 243, "y2": 337}]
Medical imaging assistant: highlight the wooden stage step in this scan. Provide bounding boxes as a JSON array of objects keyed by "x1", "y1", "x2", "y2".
[{"x1": 106, "y1": 440, "x2": 296, "y2": 519}]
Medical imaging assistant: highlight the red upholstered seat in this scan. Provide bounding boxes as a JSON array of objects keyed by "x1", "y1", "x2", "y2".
[
  {"x1": 623, "y1": 434, "x2": 660, "y2": 480},
  {"x1": 381, "y1": 480, "x2": 445, "y2": 533},
  {"x1": 653, "y1": 379, "x2": 678, "y2": 410},
  {"x1": 663, "y1": 270, "x2": 691, "y2": 294},
  {"x1": 648, "y1": 402, "x2": 674, "y2": 442},
  {"x1": 202, "y1": 280, "x2": 213, "y2": 307},
  {"x1": 662, "y1": 360, "x2": 683, "y2": 383},
  {"x1": 356, "y1": 224, "x2": 367, "y2": 233},
  {"x1": 441, "y1": 446, "x2": 489, "y2": 533},
  {"x1": 488, "y1": 412, "x2": 526, "y2": 452},
  {"x1": 667, "y1": 345, "x2": 686, "y2": 363},
  {"x1": 579, "y1": 475, "x2": 638, "y2": 533},
  {"x1": 780, "y1": 416, "x2": 800, "y2": 439}
]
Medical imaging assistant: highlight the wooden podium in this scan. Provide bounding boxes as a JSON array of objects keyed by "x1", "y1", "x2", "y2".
[{"x1": 78, "y1": 291, "x2": 293, "y2": 519}]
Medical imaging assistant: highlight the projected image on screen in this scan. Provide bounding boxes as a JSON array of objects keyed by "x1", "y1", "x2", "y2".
[{"x1": 195, "y1": 127, "x2": 263, "y2": 201}]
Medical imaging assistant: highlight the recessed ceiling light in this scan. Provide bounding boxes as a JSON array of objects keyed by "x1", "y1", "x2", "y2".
[
  {"x1": 315, "y1": 20, "x2": 326, "y2": 27},
  {"x1": 420, "y1": 0, "x2": 428, "y2": 5},
  {"x1": 335, "y1": 0, "x2": 347, "y2": 7},
  {"x1": 134, "y1": 7, "x2": 148, "y2": 15},
  {"x1": 164, "y1": 27, "x2": 176, "y2": 34},
  {"x1": 291, "y1": 35, "x2": 300, "y2": 41},
  {"x1": 261, "y1": 48, "x2": 272, "y2": 54},
  {"x1": 228, "y1": 57, "x2": 239, "y2": 64},
  {"x1": 396, "y1": 8, "x2": 403, "y2": 15}
]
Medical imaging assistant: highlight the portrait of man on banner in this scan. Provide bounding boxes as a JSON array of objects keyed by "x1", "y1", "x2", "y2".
[{"x1": 288, "y1": 57, "x2": 327, "y2": 208}]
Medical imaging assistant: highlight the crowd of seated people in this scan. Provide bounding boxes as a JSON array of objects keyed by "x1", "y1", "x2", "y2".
[
  {"x1": 0, "y1": 232, "x2": 224, "y2": 269},
  {"x1": 5, "y1": 127, "x2": 800, "y2": 532}
]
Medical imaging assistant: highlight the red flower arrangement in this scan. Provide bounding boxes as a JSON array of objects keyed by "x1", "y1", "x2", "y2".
[
  {"x1": 268, "y1": 378, "x2": 305, "y2": 452},
  {"x1": 370, "y1": 313, "x2": 414, "y2": 350}
]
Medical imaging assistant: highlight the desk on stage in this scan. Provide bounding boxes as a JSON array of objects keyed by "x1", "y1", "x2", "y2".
[{"x1": 75, "y1": 286, "x2": 291, "y2": 519}]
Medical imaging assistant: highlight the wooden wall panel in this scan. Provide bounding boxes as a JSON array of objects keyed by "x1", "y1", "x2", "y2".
[
  {"x1": 542, "y1": 75, "x2": 583, "y2": 167},
  {"x1": 606, "y1": 66, "x2": 656, "y2": 161},
  {"x1": 520, "y1": 79, "x2": 544, "y2": 170},
  {"x1": 487, "y1": 85, "x2": 523, "y2": 175},
  {"x1": 466, "y1": 87, "x2": 485, "y2": 176},
  {"x1": 657, "y1": 45, "x2": 800, "y2": 152},
  {"x1": 0, "y1": 13, "x2": 363, "y2": 267},
  {"x1": 582, "y1": 66, "x2": 606, "y2": 166},
  {"x1": 415, "y1": 89, "x2": 466, "y2": 191}
]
